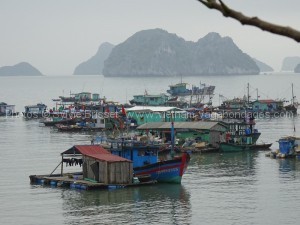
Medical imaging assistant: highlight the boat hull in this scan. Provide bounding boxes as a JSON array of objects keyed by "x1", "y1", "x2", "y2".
[
  {"x1": 219, "y1": 143, "x2": 250, "y2": 152},
  {"x1": 219, "y1": 142, "x2": 272, "y2": 152},
  {"x1": 133, "y1": 153, "x2": 190, "y2": 184},
  {"x1": 0, "y1": 112, "x2": 19, "y2": 117},
  {"x1": 42, "y1": 119, "x2": 77, "y2": 126}
]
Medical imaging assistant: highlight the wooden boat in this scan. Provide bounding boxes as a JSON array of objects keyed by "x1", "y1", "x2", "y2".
[
  {"x1": 249, "y1": 143, "x2": 272, "y2": 150},
  {"x1": 167, "y1": 82, "x2": 215, "y2": 97},
  {"x1": 22, "y1": 103, "x2": 47, "y2": 118},
  {"x1": 41, "y1": 118, "x2": 77, "y2": 126},
  {"x1": 107, "y1": 140, "x2": 190, "y2": 183},
  {"x1": 55, "y1": 124, "x2": 106, "y2": 132},
  {"x1": 219, "y1": 142, "x2": 272, "y2": 152},
  {"x1": 219, "y1": 142, "x2": 250, "y2": 152}
]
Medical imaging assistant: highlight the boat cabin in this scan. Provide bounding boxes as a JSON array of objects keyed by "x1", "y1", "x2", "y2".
[
  {"x1": 137, "y1": 121, "x2": 227, "y2": 148},
  {"x1": 167, "y1": 83, "x2": 215, "y2": 97},
  {"x1": 167, "y1": 83, "x2": 190, "y2": 96},
  {"x1": 0, "y1": 102, "x2": 17, "y2": 116},
  {"x1": 219, "y1": 98, "x2": 248, "y2": 111},
  {"x1": 129, "y1": 94, "x2": 169, "y2": 106},
  {"x1": 24, "y1": 103, "x2": 47, "y2": 114},
  {"x1": 108, "y1": 140, "x2": 159, "y2": 168}
]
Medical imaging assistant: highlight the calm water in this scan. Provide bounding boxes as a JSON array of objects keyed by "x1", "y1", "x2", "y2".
[{"x1": 1, "y1": 74, "x2": 300, "y2": 225}]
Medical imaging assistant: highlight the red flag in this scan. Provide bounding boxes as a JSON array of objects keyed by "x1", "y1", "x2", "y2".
[
  {"x1": 121, "y1": 105, "x2": 126, "y2": 116},
  {"x1": 105, "y1": 106, "x2": 110, "y2": 113}
]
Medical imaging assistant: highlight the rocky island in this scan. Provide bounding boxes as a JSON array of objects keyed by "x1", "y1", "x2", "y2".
[
  {"x1": 73, "y1": 42, "x2": 114, "y2": 75},
  {"x1": 102, "y1": 29, "x2": 260, "y2": 76},
  {"x1": 0, "y1": 62, "x2": 43, "y2": 76}
]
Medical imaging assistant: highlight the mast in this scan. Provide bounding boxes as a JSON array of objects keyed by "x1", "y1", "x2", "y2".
[
  {"x1": 292, "y1": 83, "x2": 295, "y2": 105},
  {"x1": 247, "y1": 83, "x2": 250, "y2": 104},
  {"x1": 171, "y1": 121, "x2": 175, "y2": 158},
  {"x1": 256, "y1": 88, "x2": 259, "y2": 101}
]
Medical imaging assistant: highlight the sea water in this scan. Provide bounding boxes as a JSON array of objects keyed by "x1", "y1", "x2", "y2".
[{"x1": 0, "y1": 73, "x2": 300, "y2": 225}]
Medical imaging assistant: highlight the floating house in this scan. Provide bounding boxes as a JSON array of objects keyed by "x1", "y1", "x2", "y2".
[
  {"x1": 62, "y1": 145, "x2": 133, "y2": 184},
  {"x1": 266, "y1": 136, "x2": 300, "y2": 159},
  {"x1": 30, "y1": 145, "x2": 139, "y2": 190},
  {"x1": 137, "y1": 121, "x2": 227, "y2": 148},
  {"x1": 251, "y1": 99, "x2": 284, "y2": 113},
  {"x1": 0, "y1": 102, "x2": 18, "y2": 116},
  {"x1": 126, "y1": 106, "x2": 188, "y2": 126}
]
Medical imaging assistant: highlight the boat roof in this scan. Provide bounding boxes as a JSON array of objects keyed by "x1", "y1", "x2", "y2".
[
  {"x1": 133, "y1": 94, "x2": 168, "y2": 98},
  {"x1": 169, "y1": 83, "x2": 188, "y2": 87},
  {"x1": 25, "y1": 103, "x2": 47, "y2": 108},
  {"x1": 62, "y1": 145, "x2": 131, "y2": 162},
  {"x1": 137, "y1": 121, "x2": 226, "y2": 131},
  {"x1": 0, "y1": 103, "x2": 15, "y2": 107},
  {"x1": 126, "y1": 106, "x2": 184, "y2": 112},
  {"x1": 253, "y1": 99, "x2": 283, "y2": 103}
]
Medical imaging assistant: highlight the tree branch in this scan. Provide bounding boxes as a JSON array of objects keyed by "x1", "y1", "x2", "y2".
[{"x1": 197, "y1": 0, "x2": 300, "y2": 42}]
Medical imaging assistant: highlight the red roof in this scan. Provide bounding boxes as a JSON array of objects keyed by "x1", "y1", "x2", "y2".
[
  {"x1": 62, "y1": 145, "x2": 131, "y2": 163},
  {"x1": 74, "y1": 145, "x2": 110, "y2": 155},
  {"x1": 84, "y1": 153, "x2": 131, "y2": 163},
  {"x1": 62, "y1": 145, "x2": 110, "y2": 155}
]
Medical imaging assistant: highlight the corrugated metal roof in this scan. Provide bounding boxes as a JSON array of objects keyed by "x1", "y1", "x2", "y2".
[
  {"x1": 137, "y1": 121, "x2": 226, "y2": 131},
  {"x1": 85, "y1": 153, "x2": 132, "y2": 162},
  {"x1": 126, "y1": 106, "x2": 185, "y2": 112},
  {"x1": 62, "y1": 145, "x2": 110, "y2": 155},
  {"x1": 62, "y1": 145, "x2": 131, "y2": 162}
]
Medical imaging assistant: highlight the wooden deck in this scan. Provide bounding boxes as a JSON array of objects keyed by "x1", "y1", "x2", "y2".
[{"x1": 29, "y1": 173, "x2": 156, "y2": 190}]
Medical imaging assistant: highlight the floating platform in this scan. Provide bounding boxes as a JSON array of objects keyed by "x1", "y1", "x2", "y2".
[
  {"x1": 29, "y1": 173, "x2": 157, "y2": 190},
  {"x1": 265, "y1": 151, "x2": 300, "y2": 159}
]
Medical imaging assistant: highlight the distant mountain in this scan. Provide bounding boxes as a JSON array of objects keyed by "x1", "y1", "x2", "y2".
[
  {"x1": 102, "y1": 29, "x2": 259, "y2": 76},
  {"x1": 295, "y1": 63, "x2": 300, "y2": 73},
  {"x1": 0, "y1": 62, "x2": 43, "y2": 76},
  {"x1": 281, "y1": 56, "x2": 300, "y2": 71},
  {"x1": 252, "y1": 58, "x2": 273, "y2": 72},
  {"x1": 73, "y1": 42, "x2": 114, "y2": 75}
]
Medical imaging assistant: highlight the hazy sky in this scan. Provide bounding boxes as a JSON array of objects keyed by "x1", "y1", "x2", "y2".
[{"x1": 1, "y1": 0, "x2": 300, "y2": 75}]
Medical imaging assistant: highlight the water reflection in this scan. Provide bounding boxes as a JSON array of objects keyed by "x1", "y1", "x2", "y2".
[
  {"x1": 191, "y1": 151, "x2": 258, "y2": 178},
  {"x1": 277, "y1": 158, "x2": 300, "y2": 181},
  {"x1": 61, "y1": 184, "x2": 191, "y2": 225}
]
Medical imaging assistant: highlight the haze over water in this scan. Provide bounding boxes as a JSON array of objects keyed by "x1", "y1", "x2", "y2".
[{"x1": 1, "y1": 73, "x2": 300, "y2": 225}]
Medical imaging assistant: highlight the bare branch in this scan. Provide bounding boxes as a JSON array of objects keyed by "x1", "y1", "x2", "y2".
[{"x1": 197, "y1": 0, "x2": 300, "y2": 42}]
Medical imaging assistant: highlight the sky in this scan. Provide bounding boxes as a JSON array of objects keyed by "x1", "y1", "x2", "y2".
[{"x1": 0, "y1": 0, "x2": 300, "y2": 75}]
